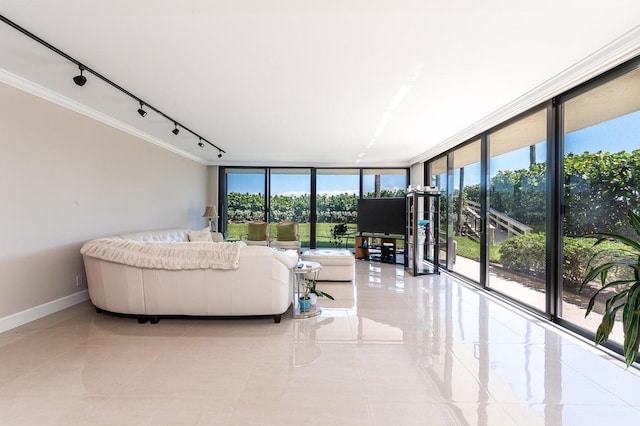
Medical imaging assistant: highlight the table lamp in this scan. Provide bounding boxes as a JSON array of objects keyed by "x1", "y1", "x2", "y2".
[{"x1": 202, "y1": 205, "x2": 219, "y2": 232}]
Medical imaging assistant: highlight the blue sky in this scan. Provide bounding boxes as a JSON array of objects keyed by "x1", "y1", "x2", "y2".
[
  {"x1": 454, "y1": 109, "x2": 640, "y2": 188},
  {"x1": 227, "y1": 171, "x2": 407, "y2": 196},
  {"x1": 228, "y1": 110, "x2": 639, "y2": 194}
]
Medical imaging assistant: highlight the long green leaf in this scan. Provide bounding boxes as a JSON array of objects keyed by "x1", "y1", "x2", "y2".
[
  {"x1": 316, "y1": 290, "x2": 335, "y2": 300},
  {"x1": 585, "y1": 284, "x2": 631, "y2": 317},
  {"x1": 621, "y1": 284, "x2": 640, "y2": 366},
  {"x1": 623, "y1": 284, "x2": 640, "y2": 334},
  {"x1": 609, "y1": 289, "x2": 631, "y2": 307},
  {"x1": 589, "y1": 232, "x2": 640, "y2": 252},
  {"x1": 595, "y1": 311, "x2": 615, "y2": 345},
  {"x1": 595, "y1": 303, "x2": 626, "y2": 345},
  {"x1": 623, "y1": 306, "x2": 640, "y2": 367},
  {"x1": 625, "y1": 337, "x2": 640, "y2": 367},
  {"x1": 628, "y1": 210, "x2": 640, "y2": 239},
  {"x1": 580, "y1": 261, "x2": 637, "y2": 290},
  {"x1": 582, "y1": 210, "x2": 640, "y2": 366}
]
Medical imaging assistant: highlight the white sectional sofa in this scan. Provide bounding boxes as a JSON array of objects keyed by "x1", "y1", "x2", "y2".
[{"x1": 80, "y1": 228, "x2": 298, "y2": 323}]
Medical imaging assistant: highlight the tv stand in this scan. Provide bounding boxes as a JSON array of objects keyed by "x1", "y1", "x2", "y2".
[{"x1": 355, "y1": 233, "x2": 404, "y2": 265}]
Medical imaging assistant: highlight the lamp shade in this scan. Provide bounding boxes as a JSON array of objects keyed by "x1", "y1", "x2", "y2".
[{"x1": 202, "y1": 205, "x2": 218, "y2": 218}]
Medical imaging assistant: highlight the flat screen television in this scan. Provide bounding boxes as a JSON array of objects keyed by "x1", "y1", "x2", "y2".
[{"x1": 357, "y1": 198, "x2": 406, "y2": 235}]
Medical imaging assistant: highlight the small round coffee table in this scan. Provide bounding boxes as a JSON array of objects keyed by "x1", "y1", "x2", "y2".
[{"x1": 292, "y1": 261, "x2": 322, "y2": 319}]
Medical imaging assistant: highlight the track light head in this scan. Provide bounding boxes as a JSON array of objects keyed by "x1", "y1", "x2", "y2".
[
  {"x1": 198, "y1": 138, "x2": 204, "y2": 148},
  {"x1": 172, "y1": 123, "x2": 180, "y2": 135},
  {"x1": 73, "y1": 65, "x2": 86, "y2": 87},
  {"x1": 218, "y1": 151, "x2": 223, "y2": 158},
  {"x1": 137, "y1": 101, "x2": 147, "y2": 117}
]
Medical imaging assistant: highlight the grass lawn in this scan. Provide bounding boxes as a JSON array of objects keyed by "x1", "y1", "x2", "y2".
[{"x1": 454, "y1": 235, "x2": 501, "y2": 263}]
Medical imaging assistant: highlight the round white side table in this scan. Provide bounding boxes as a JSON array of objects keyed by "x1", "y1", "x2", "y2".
[{"x1": 292, "y1": 261, "x2": 322, "y2": 319}]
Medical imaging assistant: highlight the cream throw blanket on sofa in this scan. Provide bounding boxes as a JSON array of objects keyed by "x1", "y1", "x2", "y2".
[{"x1": 81, "y1": 239, "x2": 246, "y2": 270}]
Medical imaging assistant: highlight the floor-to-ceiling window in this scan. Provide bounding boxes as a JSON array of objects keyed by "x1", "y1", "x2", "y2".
[
  {"x1": 421, "y1": 56, "x2": 640, "y2": 362},
  {"x1": 487, "y1": 108, "x2": 547, "y2": 311},
  {"x1": 221, "y1": 167, "x2": 408, "y2": 249},
  {"x1": 560, "y1": 66, "x2": 640, "y2": 345},
  {"x1": 450, "y1": 139, "x2": 482, "y2": 283},
  {"x1": 316, "y1": 169, "x2": 359, "y2": 248},
  {"x1": 269, "y1": 168, "x2": 311, "y2": 247},
  {"x1": 225, "y1": 168, "x2": 267, "y2": 240}
]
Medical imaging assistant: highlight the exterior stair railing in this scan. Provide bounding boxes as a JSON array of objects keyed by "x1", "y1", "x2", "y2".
[{"x1": 466, "y1": 200, "x2": 532, "y2": 239}]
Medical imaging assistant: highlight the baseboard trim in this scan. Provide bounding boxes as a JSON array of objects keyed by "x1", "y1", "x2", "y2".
[{"x1": 0, "y1": 290, "x2": 90, "y2": 334}]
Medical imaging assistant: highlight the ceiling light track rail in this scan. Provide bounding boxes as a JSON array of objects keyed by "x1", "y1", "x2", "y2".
[{"x1": 0, "y1": 14, "x2": 225, "y2": 156}]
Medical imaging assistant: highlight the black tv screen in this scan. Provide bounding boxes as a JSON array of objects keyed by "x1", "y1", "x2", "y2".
[{"x1": 357, "y1": 198, "x2": 406, "y2": 235}]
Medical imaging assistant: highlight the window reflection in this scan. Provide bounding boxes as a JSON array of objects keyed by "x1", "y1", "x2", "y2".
[
  {"x1": 561, "y1": 68, "x2": 640, "y2": 344},
  {"x1": 488, "y1": 108, "x2": 547, "y2": 311}
]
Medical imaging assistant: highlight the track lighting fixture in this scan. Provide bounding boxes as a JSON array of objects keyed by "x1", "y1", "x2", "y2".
[
  {"x1": 73, "y1": 65, "x2": 86, "y2": 86},
  {"x1": 137, "y1": 102, "x2": 147, "y2": 117},
  {"x1": 0, "y1": 15, "x2": 227, "y2": 157}
]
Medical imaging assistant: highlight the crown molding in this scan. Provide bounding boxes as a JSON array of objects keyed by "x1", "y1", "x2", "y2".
[
  {"x1": 410, "y1": 25, "x2": 640, "y2": 165},
  {"x1": 0, "y1": 68, "x2": 207, "y2": 165},
  {"x1": 212, "y1": 159, "x2": 412, "y2": 168}
]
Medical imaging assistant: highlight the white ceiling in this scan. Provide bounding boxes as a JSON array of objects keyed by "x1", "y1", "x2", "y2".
[{"x1": 1, "y1": 1, "x2": 639, "y2": 167}]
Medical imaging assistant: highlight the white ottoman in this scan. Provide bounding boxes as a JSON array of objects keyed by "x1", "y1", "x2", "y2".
[{"x1": 301, "y1": 249, "x2": 355, "y2": 281}]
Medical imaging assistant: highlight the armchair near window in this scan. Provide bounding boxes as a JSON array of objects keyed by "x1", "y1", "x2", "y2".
[
  {"x1": 270, "y1": 221, "x2": 301, "y2": 253},
  {"x1": 241, "y1": 221, "x2": 270, "y2": 246}
]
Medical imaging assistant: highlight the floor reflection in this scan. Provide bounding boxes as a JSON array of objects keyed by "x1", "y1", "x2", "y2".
[{"x1": 1, "y1": 261, "x2": 639, "y2": 425}]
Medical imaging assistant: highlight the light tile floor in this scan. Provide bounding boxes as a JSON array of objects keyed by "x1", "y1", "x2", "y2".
[{"x1": 1, "y1": 261, "x2": 640, "y2": 425}]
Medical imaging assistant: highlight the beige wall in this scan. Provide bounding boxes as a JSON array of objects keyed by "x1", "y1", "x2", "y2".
[{"x1": 0, "y1": 82, "x2": 208, "y2": 320}]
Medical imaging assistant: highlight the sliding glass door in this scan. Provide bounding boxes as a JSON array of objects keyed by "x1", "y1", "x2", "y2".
[
  {"x1": 269, "y1": 168, "x2": 311, "y2": 247},
  {"x1": 487, "y1": 108, "x2": 547, "y2": 311},
  {"x1": 225, "y1": 168, "x2": 267, "y2": 240},
  {"x1": 315, "y1": 169, "x2": 359, "y2": 248},
  {"x1": 449, "y1": 140, "x2": 482, "y2": 283},
  {"x1": 560, "y1": 67, "x2": 640, "y2": 344}
]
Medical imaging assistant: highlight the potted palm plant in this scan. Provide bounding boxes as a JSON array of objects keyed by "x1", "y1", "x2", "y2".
[
  {"x1": 299, "y1": 283, "x2": 312, "y2": 312},
  {"x1": 580, "y1": 209, "x2": 640, "y2": 367},
  {"x1": 298, "y1": 278, "x2": 335, "y2": 312},
  {"x1": 307, "y1": 278, "x2": 334, "y2": 305}
]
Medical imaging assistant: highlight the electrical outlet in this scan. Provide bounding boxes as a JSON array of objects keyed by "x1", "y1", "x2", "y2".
[{"x1": 76, "y1": 275, "x2": 81, "y2": 287}]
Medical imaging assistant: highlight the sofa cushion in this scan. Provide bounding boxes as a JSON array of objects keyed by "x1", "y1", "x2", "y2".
[
  {"x1": 119, "y1": 228, "x2": 190, "y2": 242},
  {"x1": 248, "y1": 222, "x2": 268, "y2": 241},
  {"x1": 81, "y1": 239, "x2": 246, "y2": 270},
  {"x1": 276, "y1": 223, "x2": 297, "y2": 241},
  {"x1": 189, "y1": 228, "x2": 213, "y2": 242}
]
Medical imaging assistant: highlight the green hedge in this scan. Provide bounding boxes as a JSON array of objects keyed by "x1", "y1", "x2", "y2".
[
  {"x1": 499, "y1": 233, "x2": 628, "y2": 284},
  {"x1": 499, "y1": 233, "x2": 547, "y2": 278}
]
